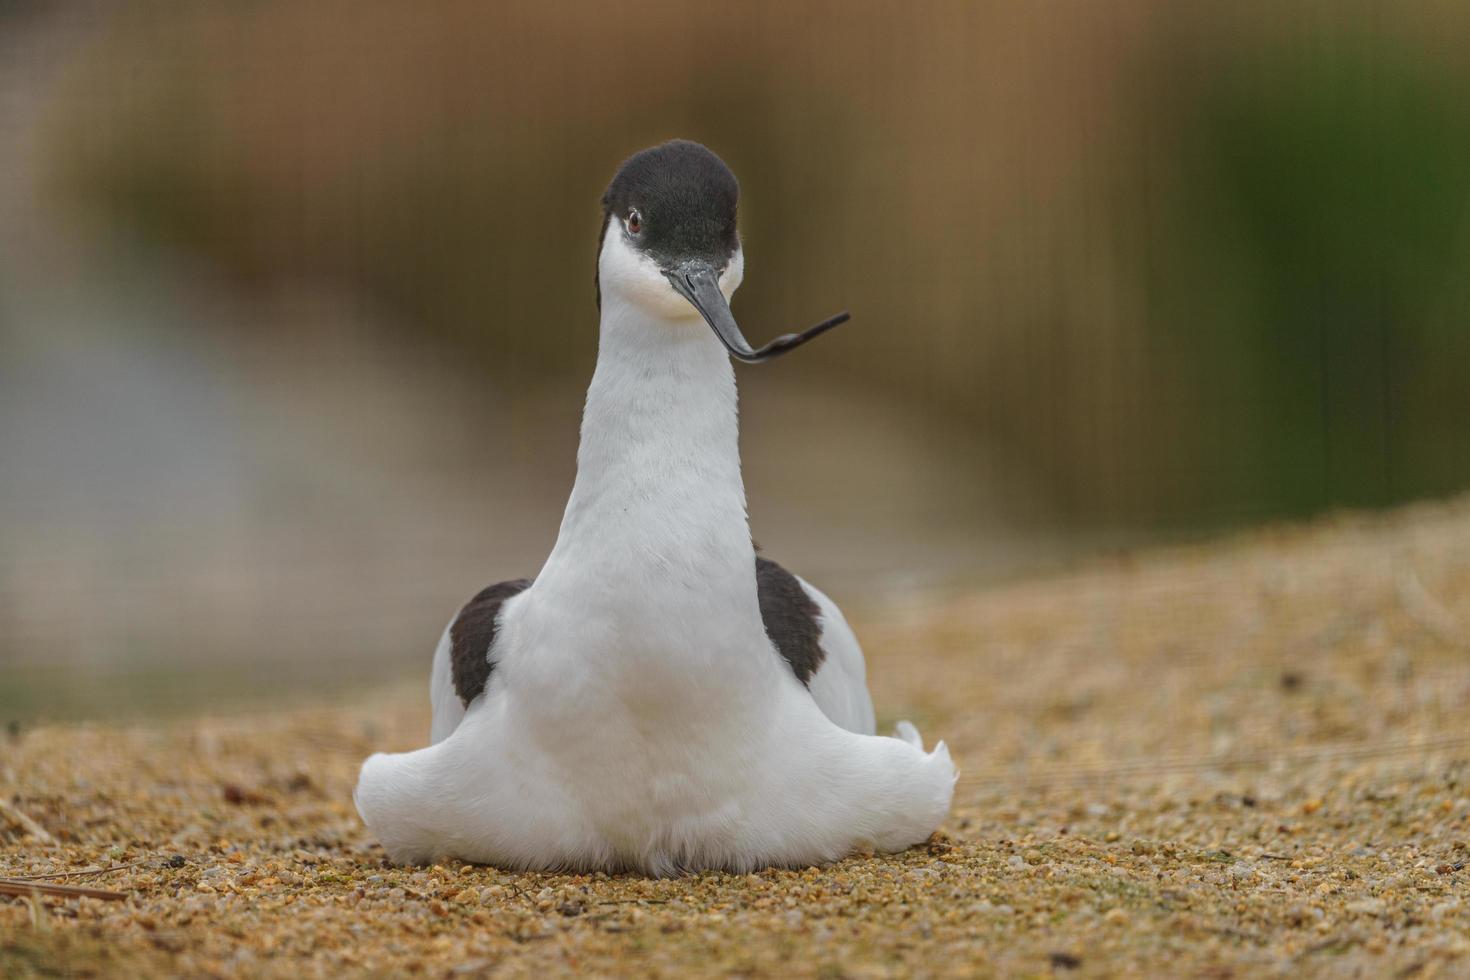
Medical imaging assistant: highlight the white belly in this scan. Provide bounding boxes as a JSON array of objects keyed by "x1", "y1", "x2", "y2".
[{"x1": 360, "y1": 583, "x2": 951, "y2": 873}]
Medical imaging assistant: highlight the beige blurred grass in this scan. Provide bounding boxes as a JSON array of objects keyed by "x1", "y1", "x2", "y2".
[
  {"x1": 46, "y1": 1, "x2": 1470, "y2": 523},
  {"x1": 3, "y1": 496, "x2": 1468, "y2": 977}
]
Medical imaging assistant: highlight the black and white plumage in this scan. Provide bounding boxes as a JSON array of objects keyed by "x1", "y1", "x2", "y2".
[
  {"x1": 428, "y1": 557, "x2": 876, "y2": 745},
  {"x1": 355, "y1": 140, "x2": 954, "y2": 873}
]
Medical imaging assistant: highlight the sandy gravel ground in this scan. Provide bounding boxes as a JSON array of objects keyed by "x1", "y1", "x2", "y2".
[{"x1": 3, "y1": 499, "x2": 1469, "y2": 977}]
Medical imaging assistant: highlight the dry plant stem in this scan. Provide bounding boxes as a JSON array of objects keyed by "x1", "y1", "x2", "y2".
[
  {"x1": 1, "y1": 860, "x2": 148, "y2": 882},
  {"x1": 1397, "y1": 571, "x2": 1468, "y2": 650},
  {"x1": 0, "y1": 879, "x2": 129, "y2": 902},
  {"x1": 0, "y1": 799, "x2": 55, "y2": 844},
  {"x1": 963, "y1": 731, "x2": 1470, "y2": 790},
  {"x1": 27, "y1": 891, "x2": 46, "y2": 931}
]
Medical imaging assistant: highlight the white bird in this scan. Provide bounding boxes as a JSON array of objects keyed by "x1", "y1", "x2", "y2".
[{"x1": 354, "y1": 140, "x2": 955, "y2": 874}]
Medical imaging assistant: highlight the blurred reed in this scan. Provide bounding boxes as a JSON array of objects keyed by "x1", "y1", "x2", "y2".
[{"x1": 43, "y1": 0, "x2": 1470, "y2": 529}]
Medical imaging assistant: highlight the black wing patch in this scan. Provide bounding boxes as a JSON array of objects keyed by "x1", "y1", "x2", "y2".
[
  {"x1": 450, "y1": 578, "x2": 533, "y2": 706},
  {"x1": 755, "y1": 557, "x2": 825, "y2": 686}
]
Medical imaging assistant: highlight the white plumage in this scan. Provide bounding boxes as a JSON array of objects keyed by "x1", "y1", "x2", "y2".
[{"x1": 355, "y1": 146, "x2": 955, "y2": 873}]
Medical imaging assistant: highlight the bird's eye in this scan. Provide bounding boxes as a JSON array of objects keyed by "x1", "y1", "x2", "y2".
[{"x1": 626, "y1": 209, "x2": 642, "y2": 235}]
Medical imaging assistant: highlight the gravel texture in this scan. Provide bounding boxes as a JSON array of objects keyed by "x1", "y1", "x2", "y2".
[{"x1": 3, "y1": 499, "x2": 1469, "y2": 977}]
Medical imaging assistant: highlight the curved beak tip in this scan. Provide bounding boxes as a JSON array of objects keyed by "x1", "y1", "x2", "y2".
[{"x1": 665, "y1": 263, "x2": 848, "y2": 364}]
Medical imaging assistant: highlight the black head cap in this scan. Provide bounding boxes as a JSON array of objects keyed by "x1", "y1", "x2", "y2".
[
  {"x1": 593, "y1": 140, "x2": 850, "y2": 363},
  {"x1": 600, "y1": 140, "x2": 740, "y2": 270}
]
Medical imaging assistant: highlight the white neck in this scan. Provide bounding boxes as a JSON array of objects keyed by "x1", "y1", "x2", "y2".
[{"x1": 536, "y1": 294, "x2": 755, "y2": 602}]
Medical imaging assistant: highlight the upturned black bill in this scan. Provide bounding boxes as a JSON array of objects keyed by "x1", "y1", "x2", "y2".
[{"x1": 666, "y1": 261, "x2": 849, "y2": 364}]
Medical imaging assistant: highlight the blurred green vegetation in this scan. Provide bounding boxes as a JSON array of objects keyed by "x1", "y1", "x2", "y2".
[
  {"x1": 47, "y1": 1, "x2": 1470, "y2": 530},
  {"x1": 1149, "y1": 28, "x2": 1470, "y2": 521}
]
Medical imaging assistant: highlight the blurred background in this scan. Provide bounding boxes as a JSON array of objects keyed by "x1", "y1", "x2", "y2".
[{"x1": 3, "y1": 1, "x2": 1469, "y2": 721}]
